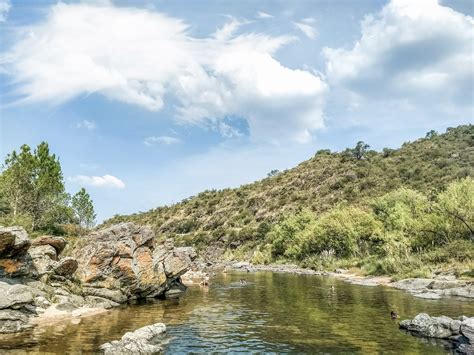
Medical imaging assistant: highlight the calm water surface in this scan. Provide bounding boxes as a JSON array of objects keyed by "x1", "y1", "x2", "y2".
[{"x1": 1, "y1": 272, "x2": 474, "y2": 354}]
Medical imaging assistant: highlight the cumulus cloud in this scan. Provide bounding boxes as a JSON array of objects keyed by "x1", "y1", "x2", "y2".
[
  {"x1": 294, "y1": 20, "x2": 317, "y2": 39},
  {"x1": 69, "y1": 174, "x2": 125, "y2": 189},
  {"x1": 1, "y1": 3, "x2": 327, "y2": 143},
  {"x1": 76, "y1": 119, "x2": 96, "y2": 130},
  {"x1": 0, "y1": 0, "x2": 10, "y2": 22},
  {"x1": 324, "y1": 0, "x2": 473, "y2": 106},
  {"x1": 144, "y1": 136, "x2": 181, "y2": 146}
]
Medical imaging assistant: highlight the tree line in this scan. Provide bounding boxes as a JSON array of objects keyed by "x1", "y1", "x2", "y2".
[{"x1": 0, "y1": 142, "x2": 96, "y2": 234}]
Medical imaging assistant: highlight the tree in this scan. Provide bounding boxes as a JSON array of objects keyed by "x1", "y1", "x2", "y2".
[
  {"x1": 352, "y1": 141, "x2": 370, "y2": 160},
  {"x1": 425, "y1": 130, "x2": 438, "y2": 139},
  {"x1": 267, "y1": 169, "x2": 280, "y2": 177},
  {"x1": 436, "y1": 178, "x2": 473, "y2": 239},
  {"x1": 0, "y1": 142, "x2": 69, "y2": 230},
  {"x1": 1, "y1": 144, "x2": 36, "y2": 217},
  {"x1": 72, "y1": 188, "x2": 96, "y2": 228}
]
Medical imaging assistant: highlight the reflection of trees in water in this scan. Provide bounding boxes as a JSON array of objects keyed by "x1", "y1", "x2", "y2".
[{"x1": 2, "y1": 272, "x2": 473, "y2": 353}]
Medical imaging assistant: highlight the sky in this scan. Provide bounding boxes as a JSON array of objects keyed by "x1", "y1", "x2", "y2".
[{"x1": 0, "y1": 0, "x2": 473, "y2": 222}]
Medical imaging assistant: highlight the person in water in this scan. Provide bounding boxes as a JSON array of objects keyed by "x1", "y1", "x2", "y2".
[
  {"x1": 200, "y1": 276, "x2": 210, "y2": 286},
  {"x1": 240, "y1": 279, "x2": 247, "y2": 285},
  {"x1": 390, "y1": 310, "x2": 399, "y2": 320}
]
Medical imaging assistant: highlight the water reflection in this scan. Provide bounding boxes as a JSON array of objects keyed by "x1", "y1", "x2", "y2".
[{"x1": 1, "y1": 272, "x2": 473, "y2": 353}]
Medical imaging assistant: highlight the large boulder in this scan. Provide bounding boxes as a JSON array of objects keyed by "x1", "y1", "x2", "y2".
[
  {"x1": 0, "y1": 281, "x2": 34, "y2": 309},
  {"x1": 0, "y1": 226, "x2": 30, "y2": 257},
  {"x1": 31, "y1": 236, "x2": 67, "y2": 255},
  {"x1": 100, "y1": 323, "x2": 167, "y2": 354},
  {"x1": 461, "y1": 317, "x2": 474, "y2": 343},
  {"x1": 72, "y1": 223, "x2": 195, "y2": 300},
  {"x1": 0, "y1": 227, "x2": 36, "y2": 278},
  {"x1": 400, "y1": 313, "x2": 470, "y2": 340}
]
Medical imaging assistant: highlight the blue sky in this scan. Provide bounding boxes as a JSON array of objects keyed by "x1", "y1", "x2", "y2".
[{"x1": 0, "y1": 0, "x2": 473, "y2": 222}]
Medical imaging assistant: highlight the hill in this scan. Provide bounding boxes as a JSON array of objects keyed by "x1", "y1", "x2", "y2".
[{"x1": 104, "y1": 125, "x2": 474, "y2": 277}]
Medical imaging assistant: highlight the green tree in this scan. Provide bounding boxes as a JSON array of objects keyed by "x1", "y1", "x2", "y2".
[
  {"x1": 352, "y1": 141, "x2": 370, "y2": 160},
  {"x1": 1, "y1": 144, "x2": 36, "y2": 218},
  {"x1": 72, "y1": 188, "x2": 96, "y2": 228},
  {"x1": 0, "y1": 142, "x2": 70, "y2": 230},
  {"x1": 435, "y1": 178, "x2": 473, "y2": 240}
]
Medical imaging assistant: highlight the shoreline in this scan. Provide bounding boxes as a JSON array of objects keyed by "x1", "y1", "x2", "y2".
[{"x1": 198, "y1": 261, "x2": 473, "y2": 300}]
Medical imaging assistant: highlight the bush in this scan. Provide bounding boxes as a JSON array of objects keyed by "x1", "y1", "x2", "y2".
[
  {"x1": 305, "y1": 207, "x2": 383, "y2": 258},
  {"x1": 267, "y1": 210, "x2": 315, "y2": 259}
]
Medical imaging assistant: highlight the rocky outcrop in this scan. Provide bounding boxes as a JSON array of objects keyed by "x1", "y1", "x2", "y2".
[
  {"x1": 0, "y1": 227, "x2": 36, "y2": 278},
  {"x1": 100, "y1": 323, "x2": 167, "y2": 354},
  {"x1": 0, "y1": 223, "x2": 195, "y2": 335},
  {"x1": 392, "y1": 278, "x2": 474, "y2": 299},
  {"x1": 400, "y1": 313, "x2": 474, "y2": 353},
  {"x1": 72, "y1": 223, "x2": 196, "y2": 301}
]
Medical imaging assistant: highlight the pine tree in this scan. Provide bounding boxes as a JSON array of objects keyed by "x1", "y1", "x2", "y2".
[{"x1": 72, "y1": 188, "x2": 96, "y2": 229}]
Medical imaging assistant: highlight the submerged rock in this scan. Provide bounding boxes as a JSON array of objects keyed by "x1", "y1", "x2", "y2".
[{"x1": 100, "y1": 323, "x2": 167, "y2": 354}]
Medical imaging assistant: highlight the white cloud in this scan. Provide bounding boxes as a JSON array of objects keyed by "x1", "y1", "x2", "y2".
[
  {"x1": 324, "y1": 0, "x2": 473, "y2": 106},
  {"x1": 144, "y1": 136, "x2": 181, "y2": 146},
  {"x1": 256, "y1": 11, "x2": 273, "y2": 19},
  {"x1": 0, "y1": 0, "x2": 10, "y2": 22},
  {"x1": 1, "y1": 3, "x2": 327, "y2": 144},
  {"x1": 76, "y1": 119, "x2": 96, "y2": 130},
  {"x1": 293, "y1": 21, "x2": 317, "y2": 39},
  {"x1": 69, "y1": 174, "x2": 125, "y2": 189},
  {"x1": 213, "y1": 17, "x2": 248, "y2": 41}
]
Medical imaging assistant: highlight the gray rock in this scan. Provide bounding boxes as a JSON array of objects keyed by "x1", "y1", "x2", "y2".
[
  {"x1": 0, "y1": 281, "x2": 34, "y2": 309},
  {"x1": 83, "y1": 287, "x2": 127, "y2": 304},
  {"x1": 31, "y1": 236, "x2": 67, "y2": 255},
  {"x1": 29, "y1": 245, "x2": 57, "y2": 275},
  {"x1": 0, "y1": 309, "x2": 33, "y2": 333},
  {"x1": 53, "y1": 257, "x2": 78, "y2": 277},
  {"x1": 461, "y1": 317, "x2": 474, "y2": 343},
  {"x1": 450, "y1": 320, "x2": 462, "y2": 334},
  {"x1": 100, "y1": 323, "x2": 166, "y2": 354},
  {"x1": 392, "y1": 278, "x2": 434, "y2": 291},
  {"x1": 412, "y1": 292, "x2": 441, "y2": 299},
  {"x1": 399, "y1": 313, "x2": 453, "y2": 338},
  {"x1": 0, "y1": 226, "x2": 30, "y2": 257},
  {"x1": 84, "y1": 296, "x2": 119, "y2": 309},
  {"x1": 446, "y1": 285, "x2": 474, "y2": 299},
  {"x1": 29, "y1": 245, "x2": 57, "y2": 260}
]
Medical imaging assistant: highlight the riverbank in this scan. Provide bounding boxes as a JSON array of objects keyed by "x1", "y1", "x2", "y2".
[{"x1": 190, "y1": 261, "x2": 473, "y2": 300}]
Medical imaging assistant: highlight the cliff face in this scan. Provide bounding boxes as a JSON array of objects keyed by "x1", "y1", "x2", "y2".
[
  {"x1": 71, "y1": 222, "x2": 197, "y2": 300},
  {"x1": 0, "y1": 223, "x2": 195, "y2": 334}
]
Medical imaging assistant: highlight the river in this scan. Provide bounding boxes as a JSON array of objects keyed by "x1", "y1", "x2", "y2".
[{"x1": 2, "y1": 271, "x2": 473, "y2": 353}]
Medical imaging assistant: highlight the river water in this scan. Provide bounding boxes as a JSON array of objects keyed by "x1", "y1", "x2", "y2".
[{"x1": 2, "y1": 271, "x2": 473, "y2": 354}]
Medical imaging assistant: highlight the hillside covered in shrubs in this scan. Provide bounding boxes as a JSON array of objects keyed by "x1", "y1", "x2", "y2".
[{"x1": 105, "y1": 125, "x2": 473, "y2": 277}]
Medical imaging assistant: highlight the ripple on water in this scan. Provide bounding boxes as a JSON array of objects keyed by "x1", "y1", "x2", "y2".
[{"x1": 1, "y1": 272, "x2": 473, "y2": 354}]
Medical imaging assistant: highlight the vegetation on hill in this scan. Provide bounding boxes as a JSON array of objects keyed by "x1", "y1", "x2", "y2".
[
  {"x1": 105, "y1": 125, "x2": 474, "y2": 278},
  {"x1": 0, "y1": 142, "x2": 96, "y2": 235}
]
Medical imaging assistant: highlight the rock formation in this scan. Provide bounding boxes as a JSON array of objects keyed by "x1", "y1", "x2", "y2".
[
  {"x1": 71, "y1": 223, "x2": 196, "y2": 302},
  {"x1": 400, "y1": 313, "x2": 474, "y2": 353},
  {"x1": 100, "y1": 322, "x2": 167, "y2": 354},
  {"x1": 0, "y1": 223, "x2": 195, "y2": 335},
  {"x1": 392, "y1": 278, "x2": 474, "y2": 299}
]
